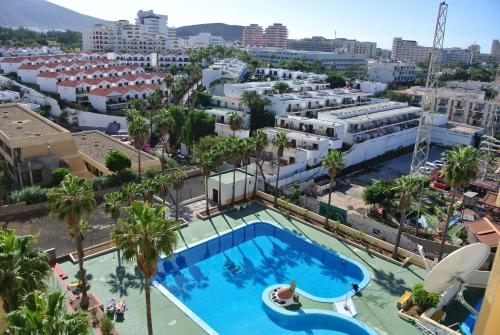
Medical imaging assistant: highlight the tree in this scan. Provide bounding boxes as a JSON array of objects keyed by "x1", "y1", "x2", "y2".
[
  {"x1": 0, "y1": 230, "x2": 50, "y2": 313},
  {"x1": 193, "y1": 91, "x2": 212, "y2": 108},
  {"x1": 121, "y1": 182, "x2": 142, "y2": 206},
  {"x1": 391, "y1": 175, "x2": 420, "y2": 259},
  {"x1": 47, "y1": 175, "x2": 96, "y2": 310},
  {"x1": 211, "y1": 141, "x2": 227, "y2": 209},
  {"x1": 182, "y1": 109, "x2": 215, "y2": 148},
  {"x1": 140, "y1": 178, "x2": 159, "y2": 203},
  {"x1": 51, "y1": 167, "x2": 71, "y2": 186},
  {"x1": 146, "y1": 86, "x2": 164, "y2": 135},
  {"x1": 163, "y1": 73, "x2": 174, "y2": 104},
  {"x1": 196, "y1": 152, "x2": 215, "y2": 214},
  {"x1": 273, "y1": 82, "x2": 290, "y2": 94},
  {"x1": 228, "y1": 111, "x2": 243, "y2": 136},
  {"x1": 438, "y1": 146, "x2": 478, "y2": 261},
  {"x1": 240, "y1": 137, "x2": 256, "y2": 202},
  {"x1": 272, "y1": 132, "x2": 289, "y2": 207},
  {"x1": 111, "y1": 202, "x2": 178, "y2": 335},
  {"x1": 227, "y1": 137, "x2": 243, "y2": 206},
  {"x1": 362, "y1": 179, "x2": 396, "y2": 209},
  {"x1": 241, "y1": 91, "x2": 273, "y2": 132},
  {"x1": 104, "y1": 192, "x2": 122, "y2": 224},
  {"x1": 343, "y1": 64, "x2": 368, "y2": 82},
  {"x1": 322, "y1": 151, "x2": 346, "y2": 228},
  {"x1": 154, "y1": 173, "x2": 172, "y2": 206},
  {"x1": 5, "y1": 290, "x2": 90, "y2": 335},
  {"x1": 326, "y1": 72, "x2": 347, "y2": 89},
  {"x1": 252, "y1": 129, "x2": 268, "y2": 197},
  {"x1": 154, "y1": 109, "x2": 175, "y2": 160},
  {"x1": 105, "y1": 150, "x2": 131, "y2": 175},
  {"x1": 167, "y1": 105, "x2": 186, "y2": 152},
  {"x1": 127, "y1": 112, "x2": 149, "y2": 181},
  {"x1": 170, "y1": 170, "x2": 186, "y2": 220}
]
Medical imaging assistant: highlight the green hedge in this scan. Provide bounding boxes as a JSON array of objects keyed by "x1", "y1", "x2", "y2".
[{"x1": 7, "y1": 186, "x2": 48, "y2": 205}]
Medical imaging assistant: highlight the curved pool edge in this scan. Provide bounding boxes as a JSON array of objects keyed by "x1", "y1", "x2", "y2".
[{"x1": 262, "y1": 285, "x2": 378, "y2": 335}]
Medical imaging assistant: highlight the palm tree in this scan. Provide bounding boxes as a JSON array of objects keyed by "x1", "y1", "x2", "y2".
[
  {"x1": 391, "y1": 175, "x2": 420, "y2": 259},
  {"x1": 240, "y1": 138, "x2": 255, "y2": 202},
  {"x1": 196, "y1": 152, "x2": 215, "y2": 214},
  {"x1": 163, "y1": 73, "x2": 174, "y2": 104},
  {"x1": 438, "y1": 146, "x2": 478, "y2": 261},
  {"x1": 154, "y1": 173, "x2": 172, "y2": 205},
  {"x1": 121, "y1": 182, "x2": 142, "y2": 206},
  {"x1": 128, "y1": 113, "x2": 149, "y2": 181},
  {"x1": 228, "y1": 111, "x2": 243, "y2": 136},
  {"x1": 141, "y1": 178, "x2": 159, "y2": 203},
  {"x1": 211, "y1": 141, "x2": 226, "y2": 209},
  {"x1": 0, "y1": 230, "x2": 50, "y2": 313},
  {"x1": 273, "y1": 82, "x2": 290, "y2": 94},
  {"x1": 5, "y1": 290, "x2": 90, "y2": 335},
  {"x1": 111, "y1": 202, "x2": 178, "y2": 335},
  {"x1": 227, "y1": 137, "x2": 243, "y2": 206},
  {"x1": 322, "y1": 150, "x2": 346, "y2": 228},
  {"x1": 154, "y1": 108, "x2": 175, "y2": 161},
  {"x1": 252, "y1": 130, "x2": 267, "y2": 197},
  {"x1": 272, "y1": 132, "x2": 289, "y2": 207},
  {"x1": 47, "y1": 174, "x2": 96, "y2": 310},
  {"x1": 170, "y1": 170, "x2": 186, "y2": 220},
  {"x1": 103, "y1": 191, "x2": 124, "y2": 267},
  {"x1": 146, "y1": 86, "x2": 164, "y2": 135}
]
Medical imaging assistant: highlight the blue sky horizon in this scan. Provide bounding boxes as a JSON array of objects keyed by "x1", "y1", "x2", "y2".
[{"x1": 48, "y1": 0, "x2": 499, "y2": 51}]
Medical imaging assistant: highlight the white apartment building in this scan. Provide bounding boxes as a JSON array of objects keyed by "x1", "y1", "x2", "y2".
[
  {"x1": 0, "y1": 90, "x2": 20, "y2": 103},
  {"x1": 204, "y1": 109, "x2": 250, "y2": 138},
  {"x1": 398, "y1": 86, "x2": 500, "y2": 130},
  {"x1": 114, "y1": 52, "x2": 190, "y2": 69},
  {"x1": 275, "y1": 115, "x2": 344, "y2": 150},
  {"x1": 223, "y1": 80, "x2": 330, "y2": 100},
  {"x1": 254, "y1": 67, "x2": 327, "y2": 81},
  {"x1": 248, "y1": 47, "x2": 367, "y2": 73},
  {"x1": 0, "y1": 45, "x2": 62, "y2": 57},
  {"x1": 87, "y1": 84, "x2": 158, "y2": 113},
  {"x1": 202, "y1": 59, "x2": 248, "y2": 94},
  {"x1": 352, "y1": 81, "x2": 388, "y2": 95},
  {"x1": 368, "y1": 61, "x2": 416, "y2": 83},
  {"x1": 0, "y1": 54, "x2": 83, "y2": 74},
  {"x1": 431, "y1": 122, "x2": 483, "y2": 147},
  {"x1": 266, "y1": 89, "x2": 370, "y2": 116},
  {"x1": 83, "y1": 10, "x2": 176, "y2": 53},
  {"x1": 188, "y1": 33, "x2": 225, "y2": 47}
]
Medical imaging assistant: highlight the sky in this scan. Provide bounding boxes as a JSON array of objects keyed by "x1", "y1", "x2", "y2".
[{"x1": 47, "y1": 0, "x2": 500, "y2": 51}]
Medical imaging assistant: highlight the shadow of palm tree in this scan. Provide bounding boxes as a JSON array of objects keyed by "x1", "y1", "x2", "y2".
[{"x1": 105, "y1": 266, "x2": 143, "y2": 297}]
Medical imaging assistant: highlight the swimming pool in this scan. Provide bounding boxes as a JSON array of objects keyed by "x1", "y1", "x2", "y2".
[{"x1": 154, "y1": 221, "x2": 374, "y2": 335}]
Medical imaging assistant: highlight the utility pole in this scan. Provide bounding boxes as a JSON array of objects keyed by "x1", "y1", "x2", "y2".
[{"x1": 410, "y1": 2, "x2": 448, "y2": 176}]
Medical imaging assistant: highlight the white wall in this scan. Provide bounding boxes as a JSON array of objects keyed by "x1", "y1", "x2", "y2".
[
  {"x1": 57, "y1": 86, "x2": 77, "y2": 102},
  {"x1": 214, "y1": 123, "x2": 250, "y2": 138},
  {"x1": 18, "y1": 69, "x2": 39, "y2": 84},
  {"x1": 88, "y1": 95, "x2": 107, "y2": 113},
  {"x1": 65, "y1": 108, "x2": 128, "y2": 130},
  {"x1": 207, "y1": 173, "x2": 253, "y2": 206},
  {"x1": 37, "y1": 77, "x2": 57, "y2": 93},
  {"x1": 431, "y1": 126, "x2": 478, "y2": 147}
]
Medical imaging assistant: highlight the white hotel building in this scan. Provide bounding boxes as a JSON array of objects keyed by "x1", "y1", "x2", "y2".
[
  {"x1": 202, "y1": 59, "x2": 248, "y2": 95},
  {"x1": 204, "y1": 109, "x2": 250, "y2": 138}
]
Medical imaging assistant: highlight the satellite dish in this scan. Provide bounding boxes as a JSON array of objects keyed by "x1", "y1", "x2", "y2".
[{"x1": 424, "y1": 243, "x2": 490, "y2": 293}]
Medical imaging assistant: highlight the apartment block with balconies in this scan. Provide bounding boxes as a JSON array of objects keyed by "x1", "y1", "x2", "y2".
[{"x1": 204, "y1": 108, "x2": 250, "y2": 138}]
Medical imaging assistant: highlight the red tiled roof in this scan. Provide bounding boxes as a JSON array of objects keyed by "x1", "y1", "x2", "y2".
[
  {"x1": 37, "y1": 71, "x2": 59, "y2": 78},
  {"x1": 89, "y1": 83, "x2": 158, "y2": 97},
  {"x1": 17, "y1": 63, "x2": 46, "y2": 70},
  {"x1": 466, "y1": 217, "x2": 500, "y2": 248}
]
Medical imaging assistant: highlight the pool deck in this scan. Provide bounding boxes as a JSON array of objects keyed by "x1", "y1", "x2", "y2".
[{"x1": 59, "y1": 202, "x2": 425, "y2": 335}]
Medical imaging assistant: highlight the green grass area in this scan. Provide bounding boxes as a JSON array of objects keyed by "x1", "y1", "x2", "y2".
[{"x1": 58, "y1": 202, "x2": 424, "y2": 335}]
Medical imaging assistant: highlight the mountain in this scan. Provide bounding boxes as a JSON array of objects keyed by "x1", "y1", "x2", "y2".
[
  {"x1": 176, "y1": 23, "x2": 243, "y2": 41},
  {"x1": 0, "y1": 0, "x2": 109, "y2": 32}
]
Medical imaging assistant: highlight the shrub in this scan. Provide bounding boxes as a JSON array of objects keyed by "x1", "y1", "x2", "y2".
[
  {"x1": 85, "y1": 176, "x2": 108, "y2": 191},
  {"x1": 107, "y1": 170, "x2": 137, "y2": 187},
  {"x1": 51, "y1": 167, "x2": 70, "y2": 186},
  {"x1": 144, "y1": 168, "x2": 159, "y2": 179},
  {"x1": 105, "y1": 150, "x2": 131, "y2": 174},
  {"x1": 7, "y1": 186, "x2": 48, "y2": 205},
  {"x1": 412, "y1": 282, "x2": 440, "y2": 313},
  {"x1": 99, "y1": 315, "x2": 114, "y2": 335}
]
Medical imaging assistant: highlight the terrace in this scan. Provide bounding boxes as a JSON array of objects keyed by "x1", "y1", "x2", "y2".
[{"x1": 57, "y1": 202, "x2": 427, "y2": 335}]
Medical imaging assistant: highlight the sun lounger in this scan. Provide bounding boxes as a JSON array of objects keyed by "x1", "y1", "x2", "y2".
[
  {"x1": 105, "y1": 298, "x2": 116, "y2": 313},
  {"x1": 115, "y1": 300, "x2": 126, "y2": 314}
]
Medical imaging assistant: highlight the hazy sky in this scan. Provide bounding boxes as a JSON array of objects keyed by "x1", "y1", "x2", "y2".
[{"x1": 47, "y1": 0, "x2": 499, "y2": 51}]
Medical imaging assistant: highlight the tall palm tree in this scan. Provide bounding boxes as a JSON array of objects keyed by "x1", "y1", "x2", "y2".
[
  {"x1": 0, "y1": 230, "x2": 50, "y2": 313},
  {"x1": 252, "y1": 129, "x2": 268, "y2": 197},
  {"x1": 240, "y1": 137, "x2": 255, "y2": 202},
  {"x1": 154, "y1": 108, "x2": 175, "y2": 161},
  {"x1": 228, "y1": 111, "x2": 243, "y2": 136},
  {"x1": 391, "y1": 175, "x2": 420, "y2": 259},
  {"x1": 146, "y1": 86, "x2": 164, "y2": 134},
  {"x1": 272, "y1": 132, "x2": 289, "y2": 207},
  {"x1": 273, "y1": 82, "x2": 290, "y2": 94},
  {"x1": 322, "y1": 150, "x2": 346, "y2": 228},
  {"x1": 103, "y1": 191, "x2": 124, "y2": 266},
  {"x1": 128, "y1": 113, "x2": 149, "y2": 181},
  {"x1": 227, "y1": 137, "x2": 243, "y2": 206},
  {"x1": 5, "y1": 290, "x2": 90, "y2": 335},
  {"x1": 196, "y1": 152, "x2": 215, "y2": 214},
  {"x1": 170, "y1": 170, "x2": 186, "y2": 220},
  {"x1": 47, "y1": 174, "x2": 96, "y2": 310},
  {"x1": 163, "y1": 73, "x2": 174, "y2": 104},
  {"x1": 438, "y1": 146, "x2": 478, "y2": 261},
  {"x1": 154, "y1": 173, "x2": 172, "y2": 205},
  {"x1": 211, "y1": 141, "x2": 226, "y2": 209},
  {"x1": 111, "y1": 202, "x2": 178, "y2": 335}
]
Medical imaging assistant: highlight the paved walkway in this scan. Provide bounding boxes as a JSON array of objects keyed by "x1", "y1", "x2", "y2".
[{"x1": 59, "y1": 202, "x2": 424, "y2": 335}]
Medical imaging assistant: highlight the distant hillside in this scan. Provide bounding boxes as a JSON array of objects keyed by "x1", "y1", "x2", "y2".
[
  {"x1": 176, "y1": 23, "x2": 243, "y2": 41},
  {"x1": 0, "y1": 0, "x2": 109, "y2": 32}
]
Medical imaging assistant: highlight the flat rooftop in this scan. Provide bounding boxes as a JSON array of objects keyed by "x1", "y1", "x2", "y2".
[
  {"x1": 318, "y1": 101, "x2": 408, "y2": 119},
  {"x1": 72, "y1": 130, "x2": 158, "y2": 164},
  {"x1": 436, "y1": 122, "x2": 482, "y2": 134},
  {"x1": 0, "y1": 103, "x2": 66, "y2": 140},
  {"x1": 340, "y1": 106, "x2": 420, "y2": 123}
]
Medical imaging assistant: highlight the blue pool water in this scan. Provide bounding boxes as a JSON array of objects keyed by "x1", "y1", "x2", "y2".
[{"x1": 155, "y1": 221, "x2": 374, "y2": 335}]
